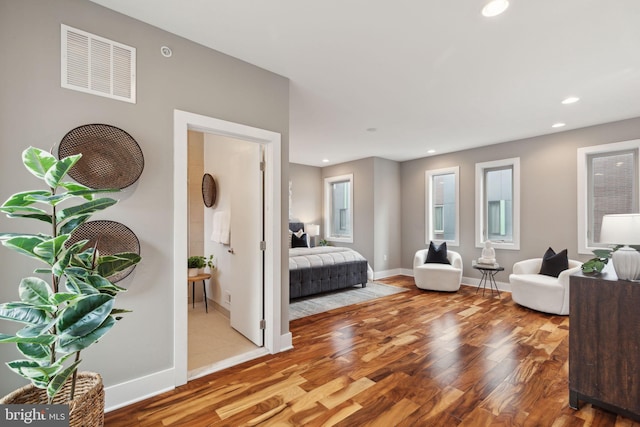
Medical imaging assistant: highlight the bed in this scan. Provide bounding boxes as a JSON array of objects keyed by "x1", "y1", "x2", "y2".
[{"x1": 288, "y1": 222, "x2": 370, "y2": 299}]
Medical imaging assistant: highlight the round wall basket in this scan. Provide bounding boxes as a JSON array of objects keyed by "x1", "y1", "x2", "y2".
[
  {"x1": 202, "y1": 173, "x2": 217, "y2": 207},
  {"x1": 67, "y1": 220, "x2": 141, "y2": 283},
  {"x1": 58, "y1": 124, "x2": 144, "y2": 190}
]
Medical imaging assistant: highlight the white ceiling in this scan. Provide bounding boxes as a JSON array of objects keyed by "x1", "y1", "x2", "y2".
[{"x1": 90, "y1": 0, "x2": 640, "y2": 167}]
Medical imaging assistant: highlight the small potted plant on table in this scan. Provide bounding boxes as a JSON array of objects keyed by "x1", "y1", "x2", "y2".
[{"x1": 188, "y1": 255, "x2": 206, "y2": 276}]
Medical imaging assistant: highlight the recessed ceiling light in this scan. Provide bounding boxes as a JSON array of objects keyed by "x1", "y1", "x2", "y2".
[
  {"x1": 552, "y1": 122, "x2": 566, "y2": 128},
  {"x1": 562, "y1": 96, "x2": 580, "y2": 105},
  {"x1": 482, "y1": 0, "x2": 509, "y2": 17},
  {"x1": 322, "y1": 159, "x2": 329, "y2": 163},
  {"x1": 427, "y1": 149, "x2": 436, "y2": 154},
  {"x1": 366, "y1": 127, "x2": 377, "y2": 132}
]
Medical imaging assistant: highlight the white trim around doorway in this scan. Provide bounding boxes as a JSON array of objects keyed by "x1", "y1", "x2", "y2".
[{"x1": 173, "y1": 110, "x2": 287, "y2": 388}]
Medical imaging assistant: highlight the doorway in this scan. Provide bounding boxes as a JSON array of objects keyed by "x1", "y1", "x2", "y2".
[
  {"x1": 173, "y1": 110, "x2": 285, "y2": 388},
  {"x1": 186, "y1": 131, "x2": 263, "y2": 379}
]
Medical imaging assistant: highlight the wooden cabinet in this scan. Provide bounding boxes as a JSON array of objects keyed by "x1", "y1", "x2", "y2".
[{"x1": 569, "y1": 271, "x2": 640, "y2": 422}]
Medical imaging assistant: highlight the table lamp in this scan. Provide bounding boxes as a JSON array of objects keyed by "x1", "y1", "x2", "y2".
[
  {"x1": 306, "y1": 224, "x2": 320, "y2": 247},
  {"x1": 600, "y1": 214, "x2": 640, "y2": 280}
]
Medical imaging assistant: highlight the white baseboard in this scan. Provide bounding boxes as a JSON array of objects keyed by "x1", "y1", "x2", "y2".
[
  {"x1": 462, "y1": 276, "x2": 511, "y2": 292},
  {"x1": 373, "y1": 268, "x2": 404, "y2": 280},
  {"x1": 392, "y1": 270, "x2": 511, "y2": 292},
  {"x1": 105, "y1": 368, "x2": 175, "y2": 412},
  {"x1": 279, "y1": 332, "x2": 293, "y2": 351},
  {"x1": 105, "y1": 333, "x2": 294, "y2": 412}
]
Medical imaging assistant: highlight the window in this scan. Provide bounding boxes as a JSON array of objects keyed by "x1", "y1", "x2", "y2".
[
  {"x1": 425, "y1": 167, "x2": 459, "y2": 246},
  {"x1": 475, "y1": 158, "x2": 520, "y2": 250},
  {"x1": 433, "y1": 205, "x2": 444, "y2": 233},
  {"x1": 324, "y1": 174, "x2": 353, "y2": 243},
  {"x1": 578, "y1": 139, "x2": 640, "y2": 254}
]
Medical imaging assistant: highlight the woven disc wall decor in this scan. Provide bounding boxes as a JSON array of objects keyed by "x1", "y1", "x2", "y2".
[
  {"x1": 202, "y1": 173, "x2": 217, "y2": 207},
  {"x1": 67, "y1": 220, "x2": 140, "y2": 283},
  {"x1": 58, "y1": 124, "x2": 144, "y2": 189}
]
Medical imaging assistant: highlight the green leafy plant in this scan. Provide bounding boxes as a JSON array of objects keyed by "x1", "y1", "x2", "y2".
[
  {"x1": 0, "y1": 147, "x2": 141, "y2": 403},
  {"x1": 205, "y1": 254, "x2": 215, "y2": 270},
  {"x1": 581, "y1": 248, "x2": 613, "y2": 274},
  {"x1": 318, "y1": 239, "x2": 328, "y2": 247},
  {"x1": 187, "y1": 256, "x2": 206, "y2": 269}
]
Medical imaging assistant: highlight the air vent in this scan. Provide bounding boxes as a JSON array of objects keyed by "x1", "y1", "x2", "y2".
[{"x1": 61, "y1": 24, "x2": 136, "y2": 103}]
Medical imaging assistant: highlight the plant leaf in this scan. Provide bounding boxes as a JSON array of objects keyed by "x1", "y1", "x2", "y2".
[
  {"x1": 44, "y1": 154, "x2": 81, "y2": 189},
  {"x1": 22, "y1": 147, "x2": 57, "y2": 180},
  {"x1": 6, "y1": 359, "x2": 50, "y2": 388},
  {"x1": 47, "y1": 359, "x2": 82, "y2": 401},
  {"x1": 97, "y1": 253, "x2": 141, "y2": 278},
  {"x1": 57, "y1": 294, "x2": 114, "y2": 337},
  {"x1": 19, "y1": 277, "x2": 53, "y2": 306},
  {"x1": 1, "y1": 235, "x2": 48, "y2": 263},
  {"x1": 0, "y1": 304, "x2": 47, "y2": 325},
  {"x1": 1, "y1": 190, "x2": 51, "y2": 208},
  {"x1": 17, "y1": 342, "x2": 51, "y2": 362},
  {"x1": 592, "y1": 249, "x2": 612, "y2": 259},
  {"x1": 50, "y1": 292, "x2": 80, "y2": 305},
  {"x1": 0, "y1": 333, "x2": 56, "y2": 345},
  {"x1": 58, "y1": 315, "x2": 116, "y2": 353},
  {"x1": 56, "y1": 198, "x2": 117, "y2": 226},
  {"x1": 16, "y1": 322, "x2": 53, "y2": 338},
  {"x1": 59, "y1": 214, "x2": 91, "y2": 236}
]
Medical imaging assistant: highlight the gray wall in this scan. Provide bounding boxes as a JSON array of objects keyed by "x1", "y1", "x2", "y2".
[
  {"x1": 322, "y1": 158, "x2": 375, "y2": 268},
  {"x1": 320, "y1": 157, "x2": 402, "y2": 273},
  {"x1": 401, "y1": 116, "x2": 640, "y2": 282},
  {"x1": 373, "y1": 158, "x2": 401, "y2": 272},
  {"x1": 0, "y1": 0, "x2": 289, "y2": 397},
  {"x1": 289, "y1": 163, "x2": 322, "y2": 229}
]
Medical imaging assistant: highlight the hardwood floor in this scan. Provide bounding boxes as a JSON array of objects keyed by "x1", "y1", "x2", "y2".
[{"x1": 105, "y1": 276, "x2": 640, "y2": 426}]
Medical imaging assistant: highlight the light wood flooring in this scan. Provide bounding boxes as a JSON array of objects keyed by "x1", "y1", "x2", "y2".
[
  {"x1": 188, "y1": 303, "x2": 258, "y2": 378},
  {"x1": 105, "y1": 276, "x2": 639, "y2": 426}
]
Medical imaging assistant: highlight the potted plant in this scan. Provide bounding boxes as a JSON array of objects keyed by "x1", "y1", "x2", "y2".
[
  {"x1": 0, "y1": 147, "x2": 141, "y2": 425},
  {"x1": 581, "y1": 248, "x2": 614, "y2": 274},
  {"x1": 187, "y1": 255, "x2": 205, "y2": 276}
]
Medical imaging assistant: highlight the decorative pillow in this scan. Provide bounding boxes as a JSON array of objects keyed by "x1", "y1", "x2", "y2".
[
  {"x1": 425, "y1": 241, "x2": 450, "y2": 264},
  {"x1": 288, "y1": 230, "x2": 293, "y2": 248},
  {"x1": 538, "y1": 247, "x2": 569, "y2": 277},
  {"x1": 292, "y1": 232, "x2": 309, "y2": 248}
]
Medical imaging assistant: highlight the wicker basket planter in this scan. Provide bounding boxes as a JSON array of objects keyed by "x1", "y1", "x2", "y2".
[{"x1": 0, "y1": 372, "x2": 104, "y2": 427}]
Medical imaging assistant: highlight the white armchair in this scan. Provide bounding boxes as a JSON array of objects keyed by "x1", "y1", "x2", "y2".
[
  {"x1": 413, "y1": 249, "x2": 463, "y2": 292},
  {"x1": 509, "y1": 258, "x2": 582, "y2": 315}
]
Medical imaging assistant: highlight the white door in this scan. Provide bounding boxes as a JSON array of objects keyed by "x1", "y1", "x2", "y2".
[{"x1": 229, "y1": 142, "x2": 264, "y2": 346}]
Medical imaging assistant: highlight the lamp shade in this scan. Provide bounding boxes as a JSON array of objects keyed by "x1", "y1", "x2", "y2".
[
  {"x1": 600, "y1": 214, "x2": 640, "y2": 245},
  {"x1": 306, "y1": 224, "x2": 320, "y2": 237}
]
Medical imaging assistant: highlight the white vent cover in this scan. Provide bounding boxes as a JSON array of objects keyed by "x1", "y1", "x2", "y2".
[{"x1": 61, "y1": 24, "x2": 136, "y2": 103}]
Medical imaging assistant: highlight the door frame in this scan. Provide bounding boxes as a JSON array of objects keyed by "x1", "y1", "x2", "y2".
[{"x1": 173, "y1": 109, "x2": 283, "y2": 387}]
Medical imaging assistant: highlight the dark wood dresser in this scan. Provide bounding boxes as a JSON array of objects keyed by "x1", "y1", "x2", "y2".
[{"x1": 569, "y1": 271, "x2": 640, "y2": 421}]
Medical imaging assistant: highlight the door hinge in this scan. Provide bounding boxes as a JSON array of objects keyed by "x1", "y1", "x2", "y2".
[
  {"x1": 260, "y1": 160, "x2": 265, "y2": 171},
  {"x1": 260, "y1": 241, "x2": 266, "y2": 251},
  {"x1": 260, "y1": 319, "x2": 266, "y2": 330}
]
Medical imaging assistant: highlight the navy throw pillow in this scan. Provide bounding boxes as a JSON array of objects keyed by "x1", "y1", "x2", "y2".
[
  {"x1": 291, "y1": 233, "x2": 309, "y2": 248},
  {"x1": 426, "y1": 241, "x2": 450, "y2": 264},
  {"x1": 538, "y1": 247, "x2": 568, "y2": 277}
]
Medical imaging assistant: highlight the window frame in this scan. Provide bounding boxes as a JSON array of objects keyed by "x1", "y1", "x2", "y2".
[
  {"x1": 425, "y1": 166, "x2": 459, "y2": 246},
  {"x1": 475, "y1": 157, "x2": 520, "y2": 250},
  {"x1": 324, "y1": 173, "x2": 354, "y2": 243},
  {"x1": 577, "y1": 139, "x2": 640, "y2": 255}
]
